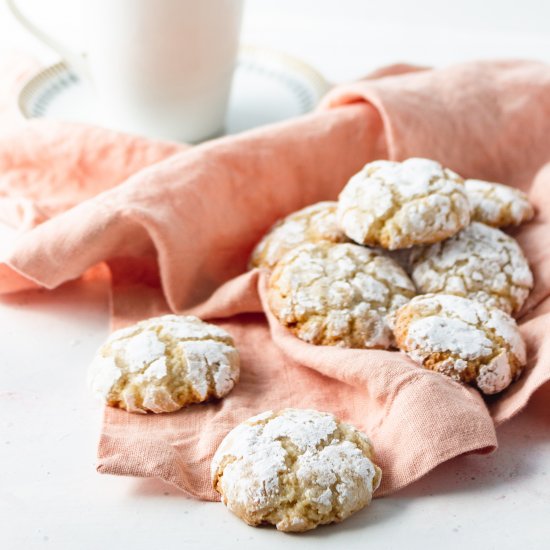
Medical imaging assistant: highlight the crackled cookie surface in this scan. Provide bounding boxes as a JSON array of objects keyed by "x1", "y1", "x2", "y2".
[
  {"x1": 411, "y1": 222, "x2": 533, "y2": 315},
  {"x1": 337, "y1": 158, "x2": 470, "y2": 250},
  {"x1": 268, "y1": 242, "x2": 416, "y2": 348},
  {"x1": 211, "y1": 408, "x2": 382, "y2": 532},
  {"x1": 465, "y1": 179, "x2": 534, "y2": 227},
  {"x1": 249, "y1": 202, "x2": 348, "y2": 270},
  {"x1": 88, "y1": 315, "x2": 240, "y2": 413},
  {"x1": 391, "y1": 294, "x2": 526, "y2": 394}
]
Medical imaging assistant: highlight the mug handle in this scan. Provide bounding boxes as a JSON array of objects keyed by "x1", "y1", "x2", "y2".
[{"x1": 5, "y1": 0, "x2": 89, "y2": 80}]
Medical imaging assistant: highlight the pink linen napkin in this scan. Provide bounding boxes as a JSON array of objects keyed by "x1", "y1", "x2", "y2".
[{"x1": 1, "y1": 56, "x2": 550, "y2": 498}]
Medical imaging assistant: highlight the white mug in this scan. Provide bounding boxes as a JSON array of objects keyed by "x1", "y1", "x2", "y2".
[{"x1": 7, "y1": 0, "x2": 245, "y2": 142}]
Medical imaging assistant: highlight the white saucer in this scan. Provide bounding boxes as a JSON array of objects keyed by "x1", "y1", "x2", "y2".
[{"x1": 18, "y1": 46, "x2": 330, "y2": 140}]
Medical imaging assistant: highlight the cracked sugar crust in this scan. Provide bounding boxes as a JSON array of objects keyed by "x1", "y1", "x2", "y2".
[
  {"x1": 411, "y1": 222, "x2": 533, "y2": 315},
  {"x1": 249, "y1": 202, "x2": 348, "y2": 270},
  {"x1": 211, "y1": 408, "x2": 382, "y2": 532},
  {"x1": 87, "y1": 315, "x2": 240, "y2": 414},
  {"x1": 465, "y1": 179, "x2": 534, "y2": 228},
  {"x1": 337, "y1": 158, "x2": 470, "y2": 250},
  {"x1": 391, "y1": 294, "x2": 526, "y2": 394},
  {"x1": 267, "y1": 241, "x2": 417, "y2": 349}
]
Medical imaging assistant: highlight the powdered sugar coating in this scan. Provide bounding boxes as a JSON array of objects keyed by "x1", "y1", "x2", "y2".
[
  {"x1": 268, "y1": 241, "x2": 416, "y2": 349},
  {"x1": 392, "y1": 294, "x2": 526, "y2": 394},
  {"x1": 406, "y1": 316, "x2": 493, "y2": 361},
  {"x1": 476, "y1": 353, "x2": 514, "y2": 395},
  {"x1": 88, "y1": 355, "x2": 121, "y2": 397},
  {"x1": 88, "y1": 315, "x2": 240, "y2": 413},
  {"x1": 111, "y1": 330, "x2": 165, "y2": 372},
  {"x1": 337, "y1": 158, "x2": 470, "y2": 250},
  {"x1": 249, "y1": 202, "x2": 348, "y2": 270},
  {"x1": 465, "y1": 179, "x2": 534, "y2": 227},
  {"x1": 411, "y1": 222, "x2": 533, "y2": 315},
  {"x1": 211, "y1": 409, "x2": 382, "y2": 532}
]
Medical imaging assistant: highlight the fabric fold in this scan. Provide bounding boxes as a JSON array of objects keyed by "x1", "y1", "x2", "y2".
[
  {"x1": 2, "y1": 103, "x2": 387, "y2": 308},
  {"x1": 321, "y1": 60, "x2": 550, "y2": 187}
]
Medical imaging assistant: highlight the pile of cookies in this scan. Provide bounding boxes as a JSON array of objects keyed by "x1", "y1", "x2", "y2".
[
  {"x1": 254, "y1": 158, "x2": 534, "y2": 396},
  {"x1": 86, "y1": 157, "x2": 534, "y2": 533}
]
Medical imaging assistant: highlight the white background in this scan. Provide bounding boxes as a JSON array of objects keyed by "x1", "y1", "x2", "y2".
[{"x1": 1, "y1": 1, "x2": 550, "y2": 549}]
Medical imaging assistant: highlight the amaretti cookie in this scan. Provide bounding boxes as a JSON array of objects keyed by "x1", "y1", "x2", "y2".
[
  {"x1": 391, "y1": 294, "x2": 526, "y2": 395},
  {"x1": 465, "y1": 179, "x2": 534, "y2": 228},
  {"x1": 411, "y1": 222, "x2": 533, "y2": 315},
  {"x1": 211, "y1": 408, "x2": 382, "y2": 532},
  {"x1": 337, "y1": 158, "x2": 470, "y2": 250},
  {"x1": 88, "y1": 315, "x2": 240, "y2": 413},
  {"x1": 249, "y1": 201, "x2": 348, "y2": 270},
  {"x1": 268, "y1": 241, "x2": 416, "y2": 349}
]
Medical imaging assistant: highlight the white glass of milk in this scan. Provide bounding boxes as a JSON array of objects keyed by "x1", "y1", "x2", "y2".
[{"x1": 6, "y1": 0, "x2": 245, "y2": 142}]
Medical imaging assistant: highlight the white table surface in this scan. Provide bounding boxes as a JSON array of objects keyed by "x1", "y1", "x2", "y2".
[{"x1": 1, "y1": 1, "x2": 550, "y2": 549}]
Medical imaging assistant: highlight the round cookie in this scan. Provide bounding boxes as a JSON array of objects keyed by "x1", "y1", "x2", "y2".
[
  {"x1": 465, "y1": 179, "x2": 534, "y2": 228},
  {"x1": 411, "y1": 222, "x2": 533, "y2": 315},
  {"x1": 337, "y1": 158, "x2": 470, "y2": 250},
  {"x1": 211, "y1": 408, "x2": 382, "y2": 532},
  {"x1": 249, "y1": 201, "x2": 348, "y2": 270},
  {"x1": 88, "y1": 315, "x2": 240, "y2": 414},
  {"x1": 391, "y1": 294, "x2": 526, "y2": 395},
  {"x1": 268, "y1": 241, "x2": 417, "y2": 349}
]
